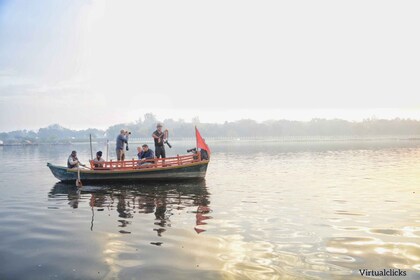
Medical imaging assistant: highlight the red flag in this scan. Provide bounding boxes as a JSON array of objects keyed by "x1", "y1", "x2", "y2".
[{"x1": 195, "y1": 127, "x2": 211, "y2": 155}]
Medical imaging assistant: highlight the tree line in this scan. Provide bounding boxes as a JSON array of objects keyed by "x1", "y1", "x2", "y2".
[{"x1": 2, "y1": 113, "x2": 420, "y2": 144}]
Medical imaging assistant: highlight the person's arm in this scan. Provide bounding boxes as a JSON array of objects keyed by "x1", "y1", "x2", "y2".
[
  {"x1": 118, "y1": 134, "x2": 128, "y2": 144},
  {"x1": 68, "y1": 157, "x2": 76, "y2": 166},
  {"x1": 152, "y1": 132, "x2": 163, "y2": 143},
  {"x1": 76, "y1": 157, "x2": 86, "y2": 166},
  {"x1": 69, "y1": 157, "x2": 85, "y2": 167},
  {"x1": 69, "y1": 157, "x2": 78, "y2": 165}
]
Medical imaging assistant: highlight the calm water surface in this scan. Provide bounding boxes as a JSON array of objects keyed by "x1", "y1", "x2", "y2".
[{"x1": 0, "y1": 141, "x2": 419, "y2": 279}]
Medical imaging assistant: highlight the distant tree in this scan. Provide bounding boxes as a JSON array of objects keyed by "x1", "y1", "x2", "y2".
[
  {"x1": 144, "y1": 113, "x2": 157, "y2": 126},
  {"x1": 192, "y1": 116, "x2": 200, "y2": 124}
]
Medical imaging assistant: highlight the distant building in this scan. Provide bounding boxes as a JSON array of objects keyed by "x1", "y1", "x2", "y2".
[{"x1": 0, "y1": 140, "x2": 3, "y2": 146}]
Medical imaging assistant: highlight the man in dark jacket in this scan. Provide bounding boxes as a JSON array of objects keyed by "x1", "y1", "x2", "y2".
[
  {"x1": 137, "y1": 144, "x2": 154, "y2": 165},
  {"x1": 152, "y1": 123, "x2": 167, "y2": 158}
]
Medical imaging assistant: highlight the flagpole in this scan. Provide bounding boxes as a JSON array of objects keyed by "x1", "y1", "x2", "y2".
[
  {"x1": 195, "y1": 126, "x2": 199, "y2": 161},
  {"x1": 106, "y1": 139, "x2": 109, "y2": 161}
]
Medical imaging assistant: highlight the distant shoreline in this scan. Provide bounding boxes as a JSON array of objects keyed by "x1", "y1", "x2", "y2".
[{"x1": 2, "y1": 135, "x2": 420, "y2": 146}]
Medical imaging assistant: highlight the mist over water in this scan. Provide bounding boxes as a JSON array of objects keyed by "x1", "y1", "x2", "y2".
[{"x1": 0, "y1": 141, "x2": 419, "y2": 279}]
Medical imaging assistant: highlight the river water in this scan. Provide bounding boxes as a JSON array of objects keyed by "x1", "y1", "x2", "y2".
[{"x1": 0, "y1": 141, "x2": 419, "y2": 279}]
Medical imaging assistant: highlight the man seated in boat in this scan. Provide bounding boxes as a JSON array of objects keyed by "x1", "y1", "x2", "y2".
[
  {"x1": 189, "y1": 147, "x2": 209, "y2": 161},
  {"x1": 200, "y1": 148, "x2": 209, "y2": 160},
  {"x1": 93, "y1": 151, "x2": 105, "y2": 168},
  {"x1": 137, "y1": 145, "x2": 155, "y2": 166},
  {"x1": 67, "y1": 150, "x2": 86, "y2": 168}
]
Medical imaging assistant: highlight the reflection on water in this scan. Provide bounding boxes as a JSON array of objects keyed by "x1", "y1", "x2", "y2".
[
  {"x1": 0, "y1": 141, "x2": 419, "y2": 279},
  {"x1": 49, "y1": 181, "x2": 212, "y2": 237}
]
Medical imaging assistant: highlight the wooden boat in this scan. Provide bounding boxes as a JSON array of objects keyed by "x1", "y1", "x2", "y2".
[
  {"x1": 48, "y1": 127, "x2": 211, "y2": 183},
  {"x1": 47, "y1": 153, "x2": 209, "y2": 183}
]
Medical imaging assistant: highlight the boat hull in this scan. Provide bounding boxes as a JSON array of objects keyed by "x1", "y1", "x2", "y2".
[{"x1": 47, "y1": 161, "x2": 209, "y2": 183}]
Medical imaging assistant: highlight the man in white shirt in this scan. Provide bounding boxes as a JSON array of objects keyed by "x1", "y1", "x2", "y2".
[
  {"x1": 67, "y1": 151, "x2": 85, "y2": 168},
  {"x1": 93, "y1": 151, "x2": 105, "y2": 168}
]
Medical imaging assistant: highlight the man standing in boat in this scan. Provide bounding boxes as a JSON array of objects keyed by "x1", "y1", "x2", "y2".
[
  {"x1": 152, "y1": 123, "x2": 167, "y2": 158},
  {"x1": 116, "y1": 129, "x2": 128, "y2": 161}
]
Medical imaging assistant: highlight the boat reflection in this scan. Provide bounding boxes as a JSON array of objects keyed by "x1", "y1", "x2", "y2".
[{"x1": 48, "y1": 181, "x2": 212, "y2": 235}]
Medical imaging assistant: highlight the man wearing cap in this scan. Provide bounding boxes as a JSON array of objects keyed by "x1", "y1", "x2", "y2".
[
  {"x1": 116, "y1": 129, "x2": 128, "y2": 161},
  {"x1": 93, "y1": 151, "x2": 105, "y2": 168},
  {"x1": 152, "y1": 123, "x2": 167, "y2": 158},
  {"x1": 67, "y1": 151, "x2": 85, "y2": 168}
]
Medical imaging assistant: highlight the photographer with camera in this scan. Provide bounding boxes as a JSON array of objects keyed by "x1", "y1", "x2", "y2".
[
  {"x1": 116, "y1": 129, "x2": 130, "y2": 161},
  {"x1": 152, "y1": 123, "x2": 168, "y2": 158}
]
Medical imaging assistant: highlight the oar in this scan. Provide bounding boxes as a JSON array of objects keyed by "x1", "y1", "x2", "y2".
[
  {"x1": 76, "y1": 166, "x2": 83, "y2": 187},
  {"x1": 89, "y1": 134, "x2": 93, "y2": 160}
]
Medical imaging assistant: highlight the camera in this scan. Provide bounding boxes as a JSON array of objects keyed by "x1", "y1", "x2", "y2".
[
  {"x1": 187, "y1": 148, "x2": 197, "y2": 153},
  {"x1": 165, "y1": 140, "x2": 172, "y2": 148},
  {"x1": 126, "y1": 131, "x2": 131, "y2": 135}
]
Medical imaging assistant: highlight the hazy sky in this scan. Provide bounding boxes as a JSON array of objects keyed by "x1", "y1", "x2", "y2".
[{"x1": 0, "y1": 0, "x2": 419, "y2": 131}]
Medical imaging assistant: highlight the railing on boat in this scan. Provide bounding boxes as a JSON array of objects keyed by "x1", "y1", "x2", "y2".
[{"x1": 89, "y1": 152, "x2": 203, "y2": 170}]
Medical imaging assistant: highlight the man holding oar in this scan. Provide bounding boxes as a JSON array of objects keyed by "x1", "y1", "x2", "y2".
[
  {"x1": 67, "y1": 150, "x2": 86, "y2": 187},
  {"x1": 67, "y1": 151, "x2": 86, "y2": 169}
]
